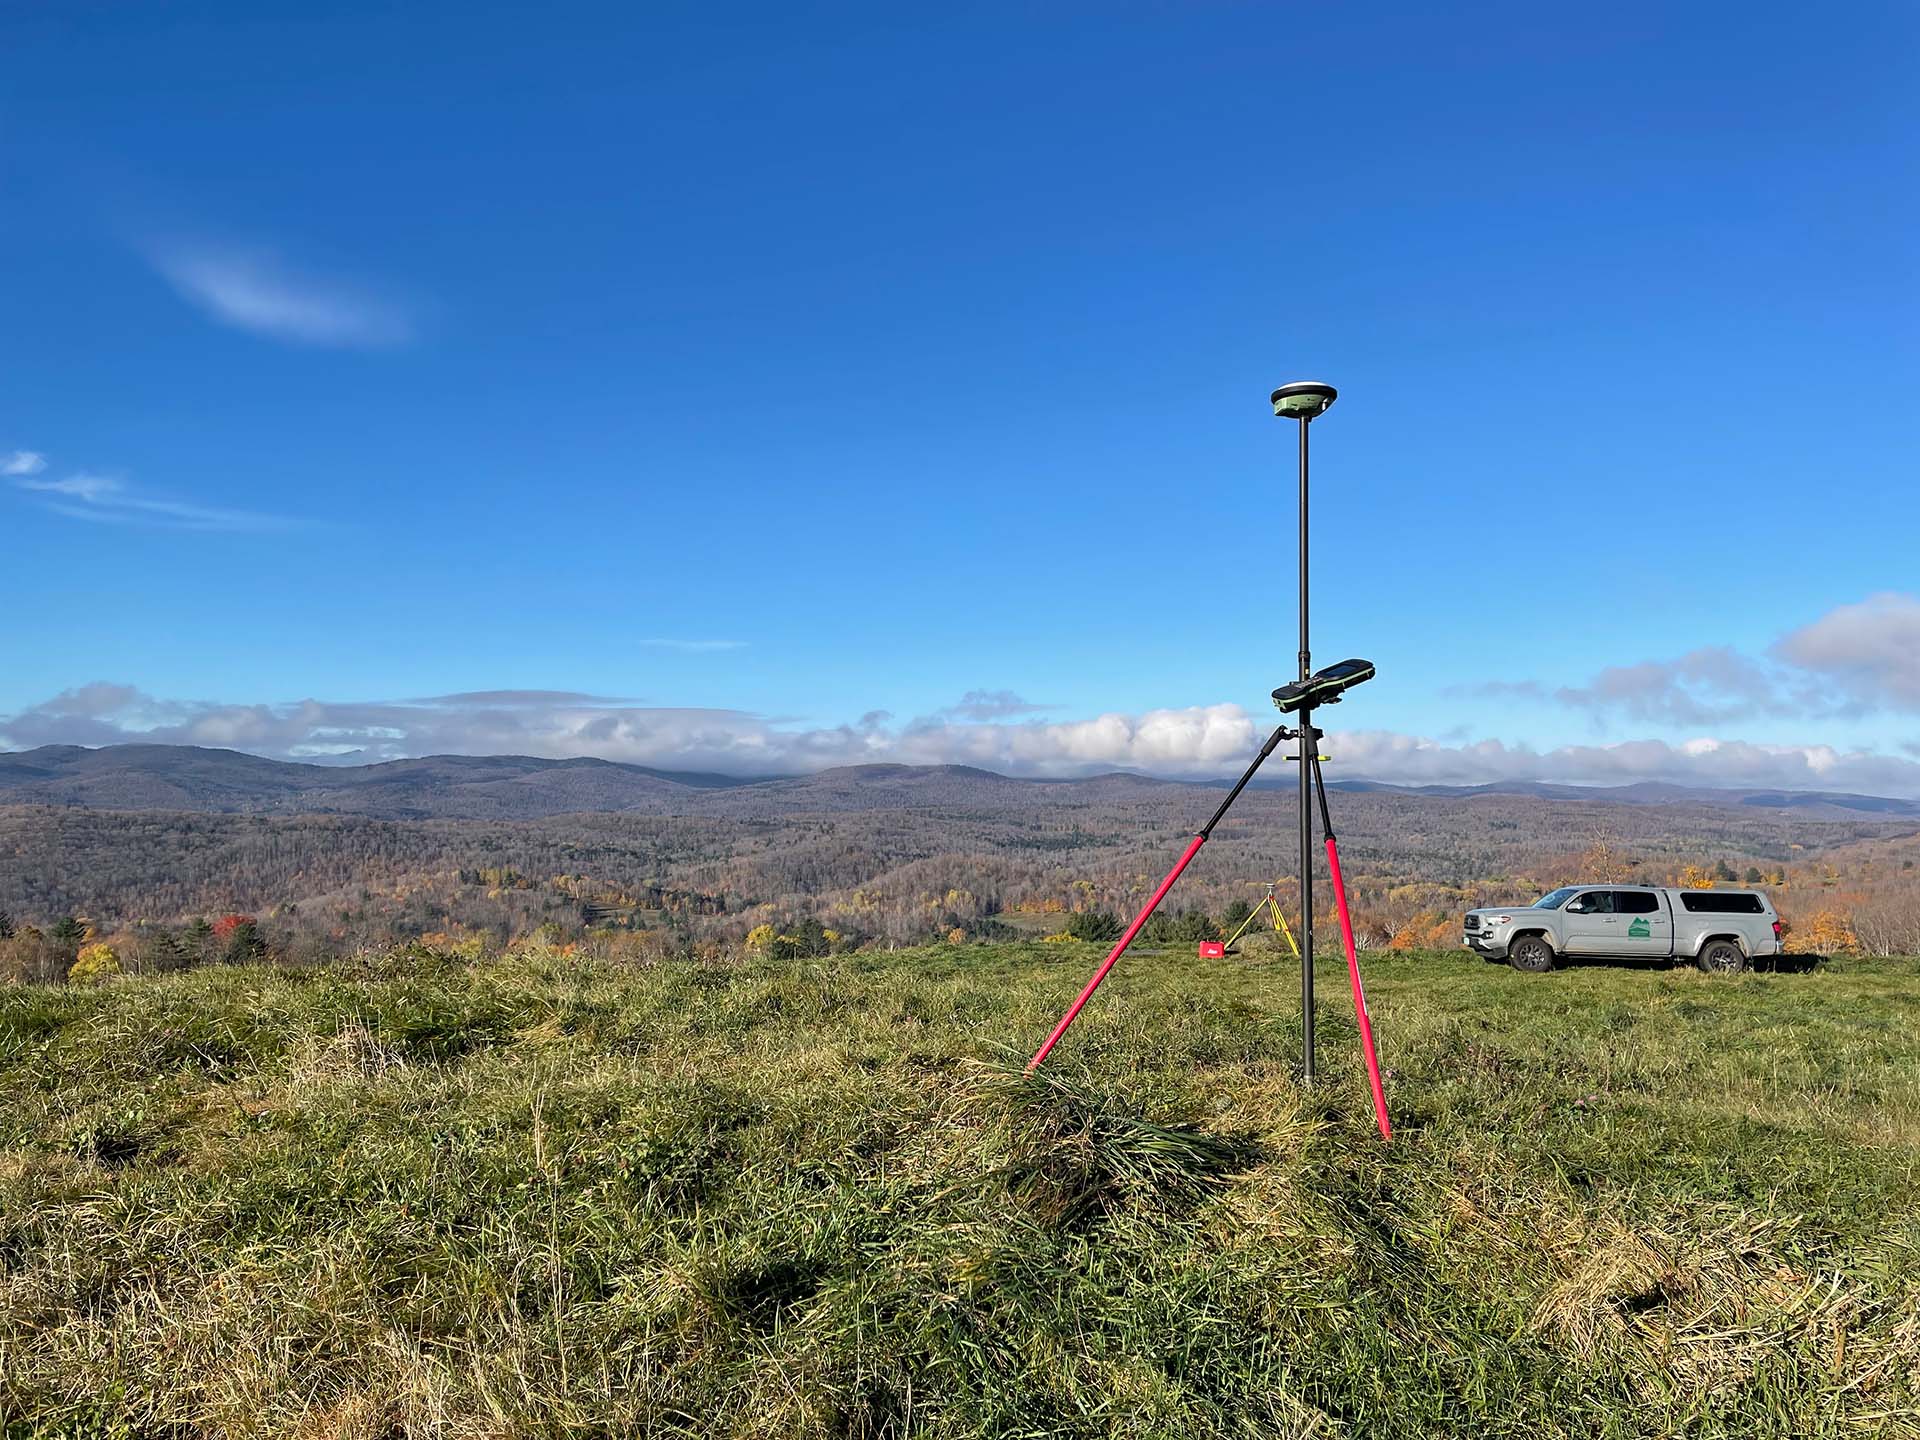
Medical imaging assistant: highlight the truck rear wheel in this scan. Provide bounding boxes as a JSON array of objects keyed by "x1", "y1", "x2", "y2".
[
  {"x1": 1509, "y1": 935, "x2": 1556, "y2": 973},
  {"x1": 1698, "y1": 940, "x2": 1748, "y2": 975}
]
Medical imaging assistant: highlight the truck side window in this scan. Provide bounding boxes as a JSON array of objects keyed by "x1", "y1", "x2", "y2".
[
  {"x1": 1678, "y1": 893, "x2": 1766, "y2": 914},
  {"x1": 1567, "y1": 891, "x2": 1612, "y2": 914},
  {"x1": 1611, "y1": 891, "x2": 1659, "y2": 914}
]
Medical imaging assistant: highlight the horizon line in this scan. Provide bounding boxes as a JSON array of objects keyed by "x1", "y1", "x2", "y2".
[{"x1": 0, "y1": 738, "x2": 1914, "y2": 805}]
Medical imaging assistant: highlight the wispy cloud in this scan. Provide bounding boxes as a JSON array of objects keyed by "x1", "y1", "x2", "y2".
[
  {"x1": 15, "y1": 473, "x2": 119, "y2": 502},
  {"x1": 1552, "y1": 646, "x2": 1795, "y2": 726},
  {"x1": 146, "y1": 240, "x2": 414, "y2": 348},
  {"x1": 7, "y1": 684, "x2": 1920, "y2": 796},
  {"x1": 940, "y1": 689, "x2": 1057, "y2": 721},
  {"x1": 1468, "y1": 594, "x2": 1920, "y2": 726},
  {"x1": 414, "y1": 690, "x2": 642, "y2": 708},
  {"x1": 9, "y1": 457, "x2": 296, "y2": 533},
  {"x1": 641, "y1": 639, "x2": 748, "y2": 653},
  {"x1": 2, "y1": 451, "x2": 46, "y2": 476}
]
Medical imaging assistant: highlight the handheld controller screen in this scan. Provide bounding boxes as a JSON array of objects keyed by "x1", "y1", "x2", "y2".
[{"x1": 1272, "y1": 658, "x2": 1376, "y2": 714}]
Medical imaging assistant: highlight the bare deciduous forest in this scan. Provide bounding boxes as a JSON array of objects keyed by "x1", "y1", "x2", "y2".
[{"x1": 5, "y1": 748, "x2": 1917, "y2": 977}]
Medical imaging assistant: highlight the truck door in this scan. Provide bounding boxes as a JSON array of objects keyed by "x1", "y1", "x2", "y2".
[
  {"x1": 1609, "y1": 889, "x2": 1671, "y2": 958},
  {"x1": 1559, "y1": 889, "x2": 1615, "y2": 953}
]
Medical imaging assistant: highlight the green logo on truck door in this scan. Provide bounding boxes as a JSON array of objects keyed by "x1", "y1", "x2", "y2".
[{"x1": 1628, "y1": 917, "x2": 1651, "y2": 939}]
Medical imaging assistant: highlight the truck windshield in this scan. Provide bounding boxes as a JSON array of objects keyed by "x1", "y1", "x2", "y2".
[{"x1": 1531, "y1": 887, "x2": 1579, "y2": 909}]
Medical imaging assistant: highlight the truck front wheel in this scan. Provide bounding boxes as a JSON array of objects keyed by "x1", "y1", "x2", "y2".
[
  {"x1": 1697, "y1": 940, "x2": 1749, "y2": 975},
  {"x1": 1509, "y1": 935, "x2": 1556, "y2": 973}
]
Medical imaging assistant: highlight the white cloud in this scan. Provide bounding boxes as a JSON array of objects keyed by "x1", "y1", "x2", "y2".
[
  {"x1": 147, "y1": 241, "x2": 413, "y2": 348},
  {"x1": 1772, "y1": 592, "x2": 1920, "y2": 711},
  {"x1": 10, "y1": 470, "x2": 293, "y2": 533},
  {"x1": 2, "y1": 451, "x2": 46, "y2": 476},
  {"x1": 5, "y1": 685, "x2": 1919, "y2": 796}
]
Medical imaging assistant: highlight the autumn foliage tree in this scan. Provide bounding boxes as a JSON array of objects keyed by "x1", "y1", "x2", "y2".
[
  {"x1": 1786, "y1": 909, "x2": 1858, "y2": 956},
  {"x1": 68, "y1": 943, "x2": 122, "y2": 984},
  {"x1": 212, "y1": 914, "x2": 266, "y2": 964}
]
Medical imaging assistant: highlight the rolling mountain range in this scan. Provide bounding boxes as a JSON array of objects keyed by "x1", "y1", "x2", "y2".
[
  {"x1": 5, "y1": 742, "x2": 1918, "y2": 934},
  {"x1": 3, "y1": 743, "x2": 1918, "y2": 823}
]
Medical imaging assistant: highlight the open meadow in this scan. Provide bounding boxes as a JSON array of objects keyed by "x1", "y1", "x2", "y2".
[{"x1": 1, "y1": 942, "x2": 1916, "y2": 1438}]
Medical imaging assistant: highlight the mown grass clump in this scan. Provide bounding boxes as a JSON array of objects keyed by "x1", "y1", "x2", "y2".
[{"x1": 0, "y1": 943, "x2": 1915, "y2": 1437}]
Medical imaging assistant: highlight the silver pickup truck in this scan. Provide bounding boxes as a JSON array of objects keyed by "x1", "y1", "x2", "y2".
[{"x1": 1463, "y1": 886, "x2": 1781, "y2": 974}]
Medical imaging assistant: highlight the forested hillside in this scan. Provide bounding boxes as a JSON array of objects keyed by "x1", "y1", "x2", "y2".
[{"x1": 5, "y1": 747, "x2": 1918, "y2": 973}]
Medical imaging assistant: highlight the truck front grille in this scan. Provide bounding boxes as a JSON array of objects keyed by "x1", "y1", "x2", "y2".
[{"x1": 1464, "y1": 914, "x2": 1479, "y2": 931}]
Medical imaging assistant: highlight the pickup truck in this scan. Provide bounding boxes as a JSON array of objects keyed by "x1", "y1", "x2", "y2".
[{"x1": 1463, "y1": 885, "x2": 1781, "y2": 974}]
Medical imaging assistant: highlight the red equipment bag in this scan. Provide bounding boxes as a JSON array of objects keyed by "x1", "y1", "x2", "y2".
[{"x1": 1196, "y1": 940, "x2": 1226, "y2": 959}]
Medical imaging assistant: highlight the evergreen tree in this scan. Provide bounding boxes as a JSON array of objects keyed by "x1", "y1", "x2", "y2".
[
  {"x1": 221, "y1": 919, "x2": 267, "y2": 965},
  {"x1": 148, "y1": 929, "x2": 195, "y2": 972},
  {"x1": 1066, "y1": 909, "x2": 1123, "y2": 943},
  {"x1": 1170, "y1": 909, "x2": 1220, "y2": 942}
]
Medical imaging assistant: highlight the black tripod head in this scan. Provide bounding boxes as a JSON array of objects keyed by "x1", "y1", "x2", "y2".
[{"x1": 1272, "y1": 658, "x2": 1376, "y2": 714}]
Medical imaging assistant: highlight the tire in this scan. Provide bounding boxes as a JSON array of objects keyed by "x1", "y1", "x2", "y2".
[
  {"x1": 1697, "y1": 939, "x2": 1749, "y2": 975},
  {"x1": 1509, "y1": 934, "x2": 1556, "y2": 973}
]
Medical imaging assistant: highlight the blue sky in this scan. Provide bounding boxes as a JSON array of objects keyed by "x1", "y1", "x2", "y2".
[{"x1": 4, "y1": 2, "x2": 1918, "y2": 790}]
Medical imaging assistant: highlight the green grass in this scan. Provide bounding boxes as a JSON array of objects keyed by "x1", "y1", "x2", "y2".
[{"x1": 1, "y1": 943, "x2": 1917, "y2": 1438}]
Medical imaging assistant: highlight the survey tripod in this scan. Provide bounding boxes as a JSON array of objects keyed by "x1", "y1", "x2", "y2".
[
  {"x1": 1222, "y1": 884, "x2": 1301, "y2": 959},
  {"x1": 1026, "y1": 665, "x2": 1393, "y2": 1141}
]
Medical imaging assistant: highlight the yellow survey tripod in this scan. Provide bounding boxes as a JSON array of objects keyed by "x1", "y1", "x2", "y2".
[{"x1": 1221, "y1": 885, "x2": 1301, "y2": 959}]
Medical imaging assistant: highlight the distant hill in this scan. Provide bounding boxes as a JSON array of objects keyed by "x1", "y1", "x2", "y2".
[
  {"x1": 1317, "y1": 777, "x2": 1920, "y2": 821},
  {"x1": 0, "y1": 744, "x2": 756, "y2": 820},
  {"x1": 2, "y1": 742, "x2": 1916, "y2": 822}
]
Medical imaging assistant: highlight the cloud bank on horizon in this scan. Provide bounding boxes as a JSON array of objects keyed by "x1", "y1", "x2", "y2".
[
  {"x1": 4, "y1": 596, "x2": 1915, "y2": 794},
  {"x1": 4, "y1": 688, "x2": 1919, "y2": 799}
]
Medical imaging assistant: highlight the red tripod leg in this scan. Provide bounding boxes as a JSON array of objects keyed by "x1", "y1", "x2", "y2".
[
  {"x1": 1026, "y1": 725, "x2": 1292, "y2": 1070},
  {"x1": 1026, "y1": 834, "x2": 1206, "y2": 1071},
  {"x1": 1325, "y1": 835, "x2": 1391, "y2": 1140}
]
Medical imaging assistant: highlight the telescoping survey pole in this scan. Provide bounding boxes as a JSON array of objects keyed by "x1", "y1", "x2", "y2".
[{"x1": 1271, "y1": 381, "x2": 1338, "y2": 1082}]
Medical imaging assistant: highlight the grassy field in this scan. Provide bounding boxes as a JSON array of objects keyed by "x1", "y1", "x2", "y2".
[{"x1": 1, "y1": 942, "x2": 1917, "y2": 1439}]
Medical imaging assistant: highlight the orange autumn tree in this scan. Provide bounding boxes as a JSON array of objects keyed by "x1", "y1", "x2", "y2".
[
  {"x1": 211, "y1": 914, "x2": 254, "y2": 942},
  {"x1": 1787, "y1": 909, "x2": 1858, "y2": 955}
]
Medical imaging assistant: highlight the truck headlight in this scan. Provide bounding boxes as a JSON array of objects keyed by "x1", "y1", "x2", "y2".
[{"x1": 1486, "y1": 915, "x2": 1511, "y2": 925}]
